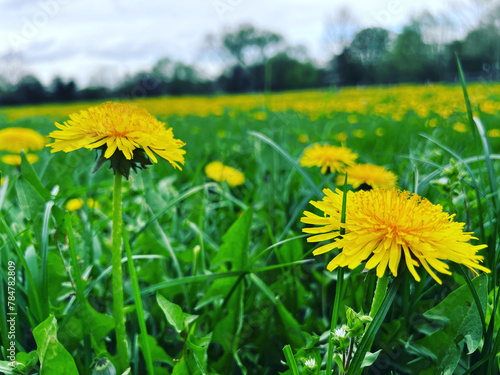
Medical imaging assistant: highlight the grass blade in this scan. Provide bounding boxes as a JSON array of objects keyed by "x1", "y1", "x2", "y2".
[
  {"x1": 249, "y1": 131, "x2": 323, "y2": 199},
  {"x1": 123, "y1": 231, "x2": 154, "y2": 375},
  {"x1": 139, "y1": 260, "x2": 312, "y2": 296},
  {"x1": 455, "y1": 54, "x2": 477, "y2": 140},
  {"x1": 40, "y1": 198, "x2": 55, "y2": 320},
  {"x1": 283, "y1": 345, "x2": 300, "y2": 375},
  {"x1": 0, "y1": 214, "x2": 42, "y2": 322},
  {"x1": 131, "y1": 183, "x2": 216, "y2": 243}
]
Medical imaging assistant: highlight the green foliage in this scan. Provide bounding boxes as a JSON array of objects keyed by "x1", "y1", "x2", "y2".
[
  {"x1": 0, "y1": 87, "x2": 498, "y2": 374},
  {"x1": 33, "y1": 316, "x2": 79, "y2": 374}
]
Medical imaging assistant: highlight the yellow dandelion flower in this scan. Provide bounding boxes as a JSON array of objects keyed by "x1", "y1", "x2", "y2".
[
  {"x1": 46, "y1": 102, "x2": 185, "y2": 177},
  {"x1": 0, "y1": 127, "x2": 47, "y2": 153},
  {"x1": 336, "y1": 163, "x2": 397, "y2": 189},
  {"x1": 205, "y1": 161, "x2": 245, "y2": 187},
  {"x1": 427, "y1": 118, "x2": 438, "y2": 128},
  {"x1": 254, "y1": 111, "x2": 267, "y2": 121},
  {"x1": 487, "y1": 129, "x2": 500, "y2": 138},
  {"x1": 87, "y1": 198, "x2": 99, "y2": 209},
  {"x1": 352, "y1": 129, "x2": 366, "y2": 138},
  {"x1": 66, "y1": 198, "x2": 84, "y2": 211},
  {"x1": 1, "y1": 154, "x2": 39, "y2": 165},
  {"x1": 453, "y1": 122, "x2": 467, "y2": 133},
  {"x1": 298, "y1": 134, "x2": 309, "y2": 143},
  {"x1": 300, "y1": 144, "x2": 357, "y2": 174},
  {"x1": 347, "y1": 114, "x2": 358, "y2": 124},
  {"x1": 66, "y1": 197, "x2": 100, "y2": 211},
  {"x1": 301, "y1": 188, "x2": 490, "y2": 284},
  {"x1": 375, "y1": 127, "x2": 385, "y2": 137},
  {"x1": 335, "y1": 132, "x2": 348, "y2": 142}
]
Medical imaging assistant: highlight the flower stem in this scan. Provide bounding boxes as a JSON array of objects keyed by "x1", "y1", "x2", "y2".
[
  {"x1": 369, "y1": 274, "x2": 389, "y2": 318},
  {"x1": 326, "y1": 267, "x2": 344, "y2": 375},
  {"x1": 112, "y1": 173, "x2": 129, "y2": 371}
]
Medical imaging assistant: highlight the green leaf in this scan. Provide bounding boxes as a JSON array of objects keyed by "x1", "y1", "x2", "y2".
[
  {"x1": 20, "y1": 151, "x2": 51, "y2": 201},
  {"x1": 361, "y1": 349, "x2": 382, "y2": 368},
  {"x1": 138, "y1": 334, "x2": 173, "y2": 365},
  {"x1": 14, "y1": 351, "x2": 39, "y2": 373},
  {"x1": 171, "y1": 331, "x2": 212, "y2": 375},
  {"x1": 211, "y1": 208, "x2": 253, "y2": 270},
  {"x1": 184, "y1": 330, "x2": 212, "y2": 375},
  {"x1": 58, "y1": 302, "x2": 114, "y2": 352},
  {"x1": 423, "y1": 273, "x2": 487, "y2": 354},
  {"x1": 413, "y1": 330, "x2": 460, "y2": 375},
  {"x1": 33, "y1": 315, "x2": 79, "y2": 375},
  {"x1": 282, "y1": 345, "x2": 300, "y2": 375},
  {"x1": 156, "y1": 294, "x2": 197, "y2": 334}
]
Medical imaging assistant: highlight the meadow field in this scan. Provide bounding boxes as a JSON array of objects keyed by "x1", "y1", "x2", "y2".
[{"x1": 0, "y1": 82, "x2": 499, "y2": 374}]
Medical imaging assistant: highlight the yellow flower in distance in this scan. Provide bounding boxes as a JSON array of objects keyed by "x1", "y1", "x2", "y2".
[
  {"x1": 487, "y1": 129, "x2": 500, "y2": 138},
  {"x1": 47, "y1": 102, "x2": 186, "y2": 174},
  {"x1": 66, "y1": 198, "x2": 100, "y2": 211},
  {"x1": 453, "y1": 122, "x2": 467, "y2": 133},
  {"x1": 301, "y1": 188, "x2": 489, "y2": 284},
  {"x1": 1, "y1": 154, "x2": 39, "y2": 165},
  {"x1": 205, "y1": 161, "x2": 245, "y2": 187},
  {"x1": 336, "y1": 164, "x2": 397, "y2": 189},
  {"x1": 300, "y1": 144, "x2": 357, "y2": 174},
  {"x1": 298, "y1": 134, "x2": 309, "y2": 143},
  {"x1": 335, "y1": 132, "x2": 348, "y2": 142},
  {"x1": 0, "y1": 127, "x2": 47, "y2": 153}
]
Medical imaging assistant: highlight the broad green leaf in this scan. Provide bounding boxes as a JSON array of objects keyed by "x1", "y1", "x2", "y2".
[
  {"x1": 423, "y1": 274, "x2": 487, "y2": 354},
  {"x1": 157, "y1": 294, "x2": 197, "y2": 333},
  {"x1": 211, "y1": 208, "x2": 253, "y2": 372},
  {"x1": 20, "y1": 151, "x2": 51, "y2": 201},
  {"x1": 184, "y1": 331, "x2": 212, "y2": 375},
  {"x1": 58, "y1": 302, "x2": 114, "y2": 352},
  {"x1": 361, "y1": 349, "x2": 382, "y2": 368},
  {"x1": 33, "y1": 315, "x2": 79, "y2": 375},
  {"x1": 413, "y1": 330, "x2": 460, "y2": 375},
  {"x1": 211, "y1": 208, "x2": 253, "y2": 270}
]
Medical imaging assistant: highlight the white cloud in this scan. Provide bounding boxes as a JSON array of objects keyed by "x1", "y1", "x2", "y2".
[{"x1": 0, "y1": 0, "x2": 478, "y2": 86}]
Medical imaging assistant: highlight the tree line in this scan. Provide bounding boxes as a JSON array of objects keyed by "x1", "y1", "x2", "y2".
[{"x1": 1, "y1": 13, "x2": 499, "y2": 106}]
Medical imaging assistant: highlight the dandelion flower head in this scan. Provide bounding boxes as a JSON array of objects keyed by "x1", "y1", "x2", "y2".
[
  {"x1": 0, "y1": 127, "x2": 47, "y2": 153},
  {"x1": 300, "y1": 144, "x2": 357, "y2": 174},
  {"x1": 47, "y1": 102, "x2": 185, "y2": 172},
  {"x1": 336, "y1": 163, "x2": 397, "y2": 189},
  {"x1": 205, "y1": 161, "x2": 245, "y2": 187},
  {"x1": 301, "y1": 188, "x2": 489, "y2": 284}
]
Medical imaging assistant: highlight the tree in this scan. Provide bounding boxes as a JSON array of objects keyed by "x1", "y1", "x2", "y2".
[
  {"x1": 349, "y1": 27, "x2": 390, "y2": 67},
  {"x1": 51, "y1": 77, "x2": 78, "y2": 102},
  {"x1": 390, "y1": 27, "x2": 428, "y2": 82},
  {"x1": 13, "y1": 75, "x2": 46, "y2": 104},
  {"x1": 222, "y1": 25, "x2": 283, "y2": 66}
]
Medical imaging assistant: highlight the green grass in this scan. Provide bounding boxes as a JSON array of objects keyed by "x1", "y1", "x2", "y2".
[{"x1": 0, "y1": 93, "x2": 499, "y2": 374}]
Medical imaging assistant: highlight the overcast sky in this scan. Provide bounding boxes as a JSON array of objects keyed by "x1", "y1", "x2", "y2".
[{"x1": 0, "y1": 0, "x2": 485, "y2": 87}]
